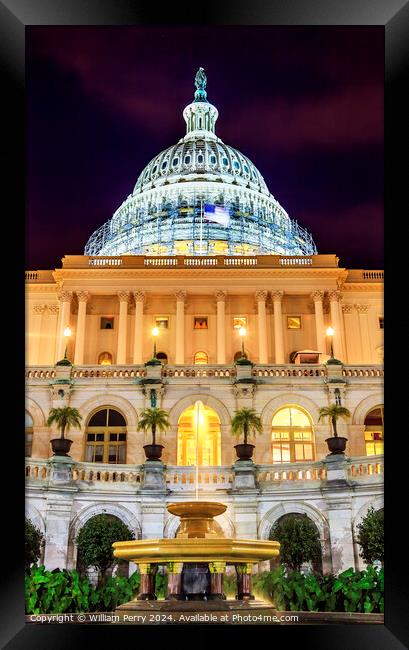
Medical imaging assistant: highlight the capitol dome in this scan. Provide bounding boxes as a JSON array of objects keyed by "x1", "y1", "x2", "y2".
[{"x1": 85, "y1": 68, "x2": 317, "y2": 258}]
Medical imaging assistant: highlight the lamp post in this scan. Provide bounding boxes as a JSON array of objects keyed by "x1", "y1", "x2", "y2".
[
  {"x1": 63, "y1": 326, "x2": 72, "y2": 360},
  {"x1": 152, "y1": 326, "x2": 159, "y2": 360},
  {"x1": 326, "y1": 326, "x2": 334, "y2": 359},
  {"x1": 239, "y1": 326, "x2": 247, "y2": 358}
]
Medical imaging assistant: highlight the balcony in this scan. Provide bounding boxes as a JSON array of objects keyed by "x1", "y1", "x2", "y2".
[
  {"x1": 25, "y1": 364, "x2": 383, "y2": 385},
  {"x1": 25, "y1": 455, "x2": 383, "y2": 493}
]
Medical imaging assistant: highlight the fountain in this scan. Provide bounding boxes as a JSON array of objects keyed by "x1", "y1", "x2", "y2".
[{"x1": 113, "y1": 500, "x2": 280, "y2": 616}]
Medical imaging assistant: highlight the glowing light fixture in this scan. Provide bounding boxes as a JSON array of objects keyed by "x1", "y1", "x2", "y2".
[{"x1": 326, "y1": 326, "x2": 335, "y2": 358}]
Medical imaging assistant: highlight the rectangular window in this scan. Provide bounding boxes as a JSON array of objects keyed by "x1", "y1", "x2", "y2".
[
  {"x1": 287, "y1": 316, "x2": 301, "y2": 329},
  {"x1": 233, "y1": 316, "x2": 247, "y2": 330},
  {"x1": 155, "y1": 317, "x2": 169, "y2": 329},
  {"x1": 194, "y1": 317, "x2": 208, "y2": 330},
  {"x1": 100, "y1": 317, "x2": 114, "y2": 330},
  {"x1": 379, "y1": 316, "x2": 384, "y2": 329}
]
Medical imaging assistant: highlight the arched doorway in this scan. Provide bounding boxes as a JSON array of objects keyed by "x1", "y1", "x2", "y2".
[
  {"x1": 271, "y1": 405, "x2": 315, "y2": 463},
  {"x1": 269, "y1": 513, "x2": 323, "y2": 574},
  {"x1": 177, "y1": 401, "x2": 221, "y2": 466}
]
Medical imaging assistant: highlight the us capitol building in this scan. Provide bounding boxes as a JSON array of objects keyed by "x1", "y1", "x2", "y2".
[{"x1": 25, "y1": 69, "x2": 383, "y2": 575}]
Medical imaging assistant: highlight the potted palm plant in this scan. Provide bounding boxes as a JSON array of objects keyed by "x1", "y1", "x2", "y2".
[
  {"x1": 318, "y1": 404, "x2": 351, "y2": 455},
  {"x1": 46, "y1": 406, "x2": 82, "y2": 456},
  {"x1": 138, "y1": 407, "x2": 170, "y2": 461},
  {"x1": 231, "y1": 407, "x2": 263, "y2": 461}
]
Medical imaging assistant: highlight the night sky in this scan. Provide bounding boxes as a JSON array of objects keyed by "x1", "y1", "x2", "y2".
[{"x1": 26, "y1": 26, "x2": 384, "y2": 271}]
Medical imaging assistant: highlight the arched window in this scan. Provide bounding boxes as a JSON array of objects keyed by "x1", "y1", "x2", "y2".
[
  {"x1": 177, "y1": 401, "x2": 221, "y2": 466},
  {"x1": 85, "y1": 408, "x2": 127, "y2": 464},
  {"x1": 98, "y1": 352, "x2": 113, "y2": 366},
  {"x1": 156, "y1": 352, "x2": 168, "y2": 364},
  {"x1": 271, "y1": 406, "x2": 314, "y2": 463},
  {"x1": 364, "y1": 406, "x2": 384, "y2": 456},
  {"x1": 25, "y1": 411, "x2": 33, "y2": 457},
  {"x1": 194, "y1": 351, "x2": 208, "y2": 365}
]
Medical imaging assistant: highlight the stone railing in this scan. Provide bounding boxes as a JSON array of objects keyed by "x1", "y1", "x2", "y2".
[
  {"x1": 165, "y1": 466, "x2": 233, "y2": 491},
  {"x1": 342, "y1": 366, "x2": 384, "y2": 378},
  {"x1": 346, "y1": 269, "x2": 384, "y2": 282},
  {"x1": 72, "y1": 462, "x2": 142, "y2": 484},
  {"x1": 71, "y1": 366, "x2": 146, "y2": 379},
  {"x1": 26, "y1": 457, "x2": 383, "y2": 489},
  {"x1": 25, "y1": 459, "x2": 50, "y2": 480},
  {"x1": 162, "y1": 365, "x2": 235, "y2": 379},
  {"x1": 25, "y1": 367, "x2": 56, "y2": 379},
  {"x1": 258, "y1": 460, "x2": 327, "y2": 483},
  {"x1": 348, "y1": 455, "x2": 384, "y2": 478},
  {"x1": 25, "y1": 270, "x2": 55, "y2": 283},
  {"x1": 253, "y1": 365, "x2": 326, "y2": 378}
]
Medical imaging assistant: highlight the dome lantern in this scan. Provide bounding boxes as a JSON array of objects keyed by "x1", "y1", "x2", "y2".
[{"x1": 182, "y1": 67, "x2": 219, "y2": 140}]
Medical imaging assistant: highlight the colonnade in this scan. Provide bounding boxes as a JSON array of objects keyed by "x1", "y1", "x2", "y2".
[{"x1": 50, "y1": 288, "x2": 349, "y2": 366}]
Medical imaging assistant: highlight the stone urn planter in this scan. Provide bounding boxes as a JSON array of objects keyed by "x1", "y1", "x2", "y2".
[
  {"x1": 143, "y1": 444, "x2": 164, "y2": 461},
  {"x1": 50, "y1": 438, "x2": 73, "y2": 456},
  {"x1": 325, "y1": 436, "x2": 348, "y2": 455},
  {"x1": 234, "y1": 443, "x2": 255, "y2": 461}
]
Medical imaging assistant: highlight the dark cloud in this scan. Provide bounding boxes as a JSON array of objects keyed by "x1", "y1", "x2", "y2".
[{"x1": 26, "y1": 26, "x2": 384, "y2": 270}]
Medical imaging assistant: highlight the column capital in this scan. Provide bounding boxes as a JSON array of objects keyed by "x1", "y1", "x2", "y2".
[
  {"x1": 271, "y1": 290, "x2": 284, "y2": 302},
  {"x1": 76, "y1": 290, "x2": 90, "y2": 303},
  {"x1": 134, "y1": 290, "x2": 146, "y2": 303},
  {"x1": 354, "y1": 303, "x2": 369, "y2": 313},
  {"x1": 342, "y1": 304, "x2": 353, "y2": 313},
  {"x1": 311, "y1": 290, "x2": 324, "y2": 302},
  {"x1": 117, "y1": 290, "x2": 131, "y2": 303},
  {"x1": 215, "y1": 290, "x2": 227, "y2": 301},
  {"x1": 47, "y1": 304, "x2": 59, "y2": 314},
  {"x1": 57, "y1": 290, "x2": 73, "y2": 303},
  {"x1": 174, "y1": 290, "x2": 187, "y2": 301},
  {"x1": 255, "y1": 289, "x2": 268, "y2": 302},
  {"x1": 33, "y1": 304, "x2": 47, "y2": 314},
  {"x1": 328, "y1": 289, "x2": 342, "y2": 302}
]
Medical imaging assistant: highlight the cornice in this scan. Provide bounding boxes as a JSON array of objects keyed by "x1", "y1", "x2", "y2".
[{"x1": 48, "y1": 268, "x2": 345, "y2": 279}]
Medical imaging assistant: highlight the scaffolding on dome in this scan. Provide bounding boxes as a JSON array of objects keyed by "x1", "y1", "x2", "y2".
[{"x1": 84, "y1": 196, "x2": 317, "y2": 258}]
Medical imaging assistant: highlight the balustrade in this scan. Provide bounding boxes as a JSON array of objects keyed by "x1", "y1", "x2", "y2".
[
  {"x1": 165, "y1": 466, "x2": 233, "y2": 490},
  {"x1": 348, "y1": 455, "x2": 384, "y2": 478}
]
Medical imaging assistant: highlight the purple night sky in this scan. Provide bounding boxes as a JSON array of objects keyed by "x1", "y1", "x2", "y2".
[{"x1": 26, "y1": 26, "x2": 384, "y2": 270}]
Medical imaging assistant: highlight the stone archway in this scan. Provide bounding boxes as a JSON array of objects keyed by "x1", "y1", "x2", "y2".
[
  {"x1": 167, "y1": 394, "x2": 231, "y2": 428},
  {"x1": 352, "y1": 496, "x2": 384, "y2": 570},
  {"x1": 76, "y1": 394, "x2": 138, "y2": 428},
  {"x1": 352, "y1": 394, "x2": 384, "y2": 425},
  {"x1": 260, "y1": 394, "x2": 321, "y2": 428},
  {"x1": 25, "y1": 397, "x2": 46, "y2": 427},
  {"x1": 258, "y1": 502, "x2": 332, "y2": 573},
  {"x1": 67, "y1": 503, "x2": 141, "y2": 571}
]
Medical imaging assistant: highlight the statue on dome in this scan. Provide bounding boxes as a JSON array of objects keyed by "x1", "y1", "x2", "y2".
[
  {"x1": 195, "y1": 67, "x2": 207, "y2": 91},
  {"x1": 194, "y1": 67, "x2": 207, "y2": 101}
]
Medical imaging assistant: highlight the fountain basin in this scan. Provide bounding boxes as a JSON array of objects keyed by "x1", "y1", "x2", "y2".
[
  {"x1": 113, "y1": 537, "x2": 279, "y2": 564},
  {"x1": 167, "y1": 501, "x2": 227, "y2": 539}
]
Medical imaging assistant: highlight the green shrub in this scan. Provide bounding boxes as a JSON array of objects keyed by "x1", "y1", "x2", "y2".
[
  {"x1": 252, "y1": 565, "x2": 383, "y2": 613},
  {"x1": 25, "y1": 518, "x2": 44, "y2": 572},
  {"x1": 25, "y1": 565, "x2": 140, "y2": 614},
  {"x1": 356, "y1": 507, "x2": 384, "y2": 565},
  {"x1": 270, "y1": 514, "x2": 322, "y2": 572},
  {"x1": 76, "y1": 514, "x2": 134, "y2": 587}
]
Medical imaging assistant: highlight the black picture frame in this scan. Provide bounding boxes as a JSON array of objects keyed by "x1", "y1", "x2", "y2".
[{"x1": 3, "y1": 0, "x2": 405, "y2": 647}]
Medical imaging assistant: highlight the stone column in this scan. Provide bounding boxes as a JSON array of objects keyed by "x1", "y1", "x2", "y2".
[
  {"x1": 43, "y1": 456, "x2": 77, "y2": 570},
  {"x1": 166, "y1": 562, "x2": 183, "y2": 600},
  {"x1": 235, "y1": 563, "x2": 255, "y2": 600},
  {"x1": 311, "y1": 291, "x2": 326, "y2": 356},
  {"x1": 137, "y1": 563, "x2": 158, "y2": 600},
  {"x1": 175, "y1": 290, "x2": 186, "y2": 365},
  {"x1": 272, "y1": 291, "x2": 285, "y2": 364},
  {"x1": 328, "y1": 290, "x2": 343, "y2": 360},
  {"x1": 73, "y1": 291, "x2": 89, "y2": 365},
  {"x1": 209, "y1": 561, "x2": 226, "y2": 600},
  {"x1": 256, "y1": 290, "x2": 268, "y2": 364},
  {"x1": 31, "y1": 304, "x2": 46, "y2": 365},
  {"x1": 215, "y1": 290, "x2": 227, "y2": 364},
  {"x1": 133, "y1": 290, "x2": 145, "y2": 364},
  {"x1": 355, "y1": 304, "x2": 371, "y2": 362},
  {"x1": 322, "y1": 456, "x2": 355, "y2": 572},
  {"x1": 117, "y1": 291, "x2": 130, "y2": 365},
  {"x1": 55, "y1": 291, "x2": 73, "y2": 362}
]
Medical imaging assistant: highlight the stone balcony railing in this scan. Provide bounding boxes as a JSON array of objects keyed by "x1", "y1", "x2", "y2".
[
  {"x1": 25, "y1": 455, "x2": 383, "y2": 491},
  {"x1": 25, "y1": 364, "x2": 383, "y2": 383}
]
